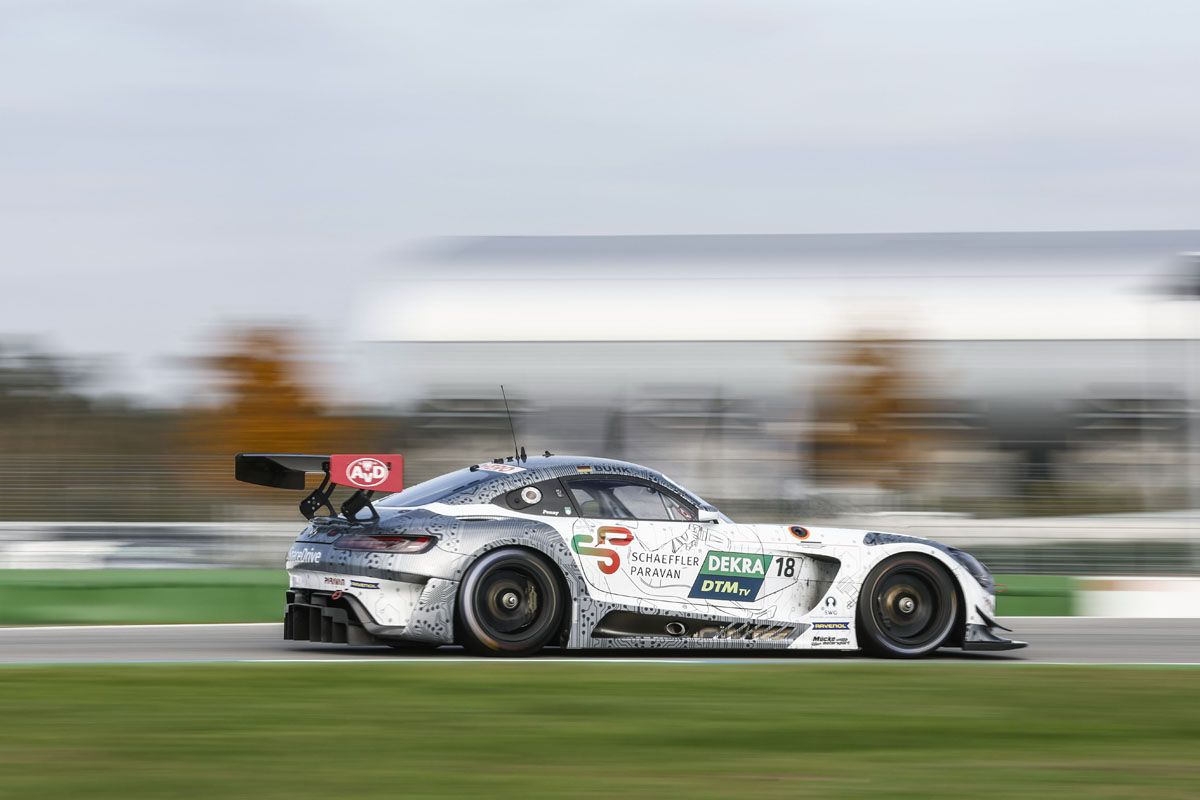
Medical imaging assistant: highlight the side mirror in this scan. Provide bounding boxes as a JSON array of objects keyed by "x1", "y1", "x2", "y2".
[{"x1": 696, "y1": 508, "x2": 720, "y2": 524}]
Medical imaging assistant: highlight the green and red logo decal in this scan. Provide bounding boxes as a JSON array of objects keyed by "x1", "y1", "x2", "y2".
[{"x1": 572, "y1": 526, "x2": 634, "y2": 574}]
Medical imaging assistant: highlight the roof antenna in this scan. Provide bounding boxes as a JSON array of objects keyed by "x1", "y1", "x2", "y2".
[{"x1": 500, "y1": 385, "x2": 521, "y2": 462}]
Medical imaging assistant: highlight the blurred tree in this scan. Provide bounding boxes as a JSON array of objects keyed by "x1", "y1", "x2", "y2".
[
  {"x1": 1, "y1": 331, "x2": 386, "y2": 520},
  {"x1": 0, "y1": 339, "x2": 186, "y2": 519},
  {"x1": 187, "y1": 327, "x2": 368, "y2": 457},
  {"x1": 809, "y1": 334, "x2": 934, "y2": 491},
  {"x1": 0, "y1": 343, "x2": 84, "y2": 417},
  {"x1": 0, "y1": 341, "x2": 134, "y2": 454}
]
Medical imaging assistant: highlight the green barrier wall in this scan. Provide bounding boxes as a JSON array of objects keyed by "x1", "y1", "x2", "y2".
[
  {"x1": 0, "y1": 570, "x2": 285, "y2": 625},
  {"x1": 994, "y1": 574, "x2": 1074, "y2": 616}
]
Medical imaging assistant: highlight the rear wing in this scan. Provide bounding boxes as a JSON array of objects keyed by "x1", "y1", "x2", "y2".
[{"x1": 235, "y1": 453, "x2": 404, "y2": 523}]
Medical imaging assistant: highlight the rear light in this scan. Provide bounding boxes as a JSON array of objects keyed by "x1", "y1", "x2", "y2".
[{"x1": 334, "y1": 534, "x2": 435, "y2": 553}]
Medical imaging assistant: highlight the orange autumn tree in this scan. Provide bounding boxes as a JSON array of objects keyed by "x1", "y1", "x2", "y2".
[
  {"x1": 809, "y1": 334, "x2": 933, "y2": 491},
  {"x1": 186, "y1": 328, "x2": 370, "y2": 486}
]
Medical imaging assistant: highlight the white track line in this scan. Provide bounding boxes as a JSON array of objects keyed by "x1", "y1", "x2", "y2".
[
  {"x1": 1, "y1": 623, "x2": 278, "y2": 632},
  {"x1": 1, "y1": 657, "x2": 1197, "y2": 667},
  {"x1": 999, "y1": 616, "x2": 1200, "y2": 621},
  {"x1": 239, "y1": 657, "x2": 1200, "y2": 666}
]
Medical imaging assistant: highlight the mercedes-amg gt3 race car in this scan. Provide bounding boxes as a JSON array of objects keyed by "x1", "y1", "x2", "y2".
[{"x1": 236, "y1": 452, "x2": 1024, "y2": 657}]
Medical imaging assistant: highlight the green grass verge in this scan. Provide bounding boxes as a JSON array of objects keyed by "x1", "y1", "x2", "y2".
[
  {"x1": 0, "y1": 570, "x2": 1072, "y2": 625},
  {"x1": 1, "y1": 663, "x2": 1197, "y2": 798},
  {"x1": 0, "y1": 569, "x2": 284, "y2": 625}
]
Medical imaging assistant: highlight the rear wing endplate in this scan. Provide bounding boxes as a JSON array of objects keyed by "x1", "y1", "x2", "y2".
[
  {"x1": 234, "y1": 453, "x2": 404, "y2": 524},
  {"x1": 235, "y1": 454, "x2": 330, "y2": 490}
]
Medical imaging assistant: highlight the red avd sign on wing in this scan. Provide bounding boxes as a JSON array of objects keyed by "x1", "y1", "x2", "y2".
[{"x1": 329, "y1": 454, "x2": 404, "y2": 491}]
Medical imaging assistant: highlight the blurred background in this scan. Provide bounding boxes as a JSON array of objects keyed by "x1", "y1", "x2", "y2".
[{"x1": 3, "y1": 1, "x2": 1200, "y2": 620}]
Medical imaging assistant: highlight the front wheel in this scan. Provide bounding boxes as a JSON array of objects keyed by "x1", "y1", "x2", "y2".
[
  {"x1": 457, "y1": 548, "x2": 565, "y2": 656},
  {"x1": 856, "y1": 555, "x2": 958, "y2": 658}
]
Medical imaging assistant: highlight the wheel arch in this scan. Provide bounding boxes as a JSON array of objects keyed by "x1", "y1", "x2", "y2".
[
  {"x1": 460, "y1": 542, "x2": 575, "y2": 647},
  {"x1": 860, "y1": 536, "x2": 978, "y2": 646},
  {"x1": 855, "y1": 549, "x2": 963, "y2": 657},
  {"x1": 453, "y1": 529, "x2": 586, "y2": 648}
]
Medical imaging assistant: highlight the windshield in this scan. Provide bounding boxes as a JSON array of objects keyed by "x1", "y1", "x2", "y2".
[{"x1": 376, "y1": 468, "x2": 499, "y2": 508}]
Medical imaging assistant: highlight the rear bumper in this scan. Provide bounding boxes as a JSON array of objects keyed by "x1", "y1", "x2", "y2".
[{"x1": 285, "y1": 588, "x2": 409, "y2": 645}]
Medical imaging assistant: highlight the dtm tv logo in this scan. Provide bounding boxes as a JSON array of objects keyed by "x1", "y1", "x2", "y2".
[
  {"x1": 689, "y1": 551, "x2": 772, "y2": 602},
  {"x1": 345, "y1": 457, "x2": 389, "y2": 488}
]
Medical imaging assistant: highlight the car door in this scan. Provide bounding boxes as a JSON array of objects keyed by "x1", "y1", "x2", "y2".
[{"x1": 564, "y1": 477, "x2": 719, "y2": 611}]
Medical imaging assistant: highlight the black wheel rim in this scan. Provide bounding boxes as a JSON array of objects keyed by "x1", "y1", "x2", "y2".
[
  {"x1": 872, "y1": 566, "x2": 948, "y2": 648},
  {"x1": 471, "y1": 560, "x2": 554, "y2": 644}
]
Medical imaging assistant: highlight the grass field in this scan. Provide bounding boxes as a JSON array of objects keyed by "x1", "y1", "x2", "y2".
[
  {"x1": 1, "y1": 663, "x2": 1197, "y2": 798},
  {"x1": 0, "y1": 570, "x2": 1073, "y2": 625}
]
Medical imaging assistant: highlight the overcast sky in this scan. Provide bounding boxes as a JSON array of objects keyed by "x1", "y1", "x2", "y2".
[{"x1": 2, "y1": 1, "x2": 1199, "y2": 398}]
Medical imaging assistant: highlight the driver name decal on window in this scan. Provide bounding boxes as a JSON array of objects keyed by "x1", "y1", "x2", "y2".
[
  {"x1": 571, "y1": 526, "x2": 634, "y2": 574},
  {"x1": 688, "y1": 550, "x2": 773, "y2": 601}
]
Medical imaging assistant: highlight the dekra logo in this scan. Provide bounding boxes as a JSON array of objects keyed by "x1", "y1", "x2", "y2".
[
  {"x1": 704, "y1": 553, "x2": 767, "y2": 576},
  {"x1": 689, "y1": 550, "x2": 772, "y2": 602}
]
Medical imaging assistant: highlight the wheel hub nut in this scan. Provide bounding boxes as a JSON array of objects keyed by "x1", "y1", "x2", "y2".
[
  {"x1": 500, "y1": 592, "x2": 520, "y2": 610},
  {"x1": 898, "y1": 596, "x2": 916, "y2": 614}
]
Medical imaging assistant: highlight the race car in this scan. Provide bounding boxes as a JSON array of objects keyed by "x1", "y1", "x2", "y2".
[{"x1": 235, "y1": 452, "x2": 1024, "y2": 657}]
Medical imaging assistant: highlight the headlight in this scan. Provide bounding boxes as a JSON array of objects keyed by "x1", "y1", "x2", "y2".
[{"x1": 948, "y1": 547, "x2": 994, "y2": 593}]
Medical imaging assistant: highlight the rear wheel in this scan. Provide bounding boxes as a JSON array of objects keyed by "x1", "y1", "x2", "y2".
[
  {"x1": 457, "y1": 548, "x2": 565, "y2": 656},
  {"x1": 857, "y1": 555, "x2": 958, "y2": 658}
]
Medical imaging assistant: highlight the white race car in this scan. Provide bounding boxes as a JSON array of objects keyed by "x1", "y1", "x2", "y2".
[{"x1": 236, "y1": 452, "x2": 1024, "y2": 657}]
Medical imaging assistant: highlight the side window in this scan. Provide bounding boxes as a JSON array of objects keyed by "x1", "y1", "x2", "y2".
[
  {"x1": 566, "y1": 479, "x2": 696, "y2": 522},
  {"x1": 493, "y1": 479, "x2": 575, "y2": 519},
  {"x1": 661, "y1": 492, "x2": 697, "y2": 522},
  {"x1": 566, "y1": 482, "x2": 610, "y2": 519},
  {"x1": 611, "y1": 484, "x2": 668, "y2": 520}
]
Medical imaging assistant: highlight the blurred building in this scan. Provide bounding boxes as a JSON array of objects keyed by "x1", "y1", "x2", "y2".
[{"x1": 359, "y1": 231, "x2": 1200, "y2": 516}]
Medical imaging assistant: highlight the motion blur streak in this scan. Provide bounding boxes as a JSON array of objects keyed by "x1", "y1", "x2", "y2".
[{"x1": 4, "y1": 232, "x2": 1200, "y2": 579}]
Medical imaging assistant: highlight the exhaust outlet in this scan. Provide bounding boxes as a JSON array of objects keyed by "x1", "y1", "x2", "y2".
[{"x1": 665, "y1": 621, "x2": 687, "y2": 637}]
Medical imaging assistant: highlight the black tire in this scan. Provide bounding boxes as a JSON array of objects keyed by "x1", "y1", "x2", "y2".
[
  {"x1": 856, "y1": 554, "x2": 958, "y2": 658},
  {"x1": 456, "y1": 548, "x2": 565, "y2": 657}
]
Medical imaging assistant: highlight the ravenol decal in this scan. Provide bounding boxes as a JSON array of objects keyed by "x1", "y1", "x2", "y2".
[
  {"x1": 811, "y1": 621, "x2": 850, "y2": 630},
  {"x1": 688, "y1": 551, "x2": 772, "y2": 601},
  {"x1": 571, "y1": 526, "x2": 634, "y2": 575}
]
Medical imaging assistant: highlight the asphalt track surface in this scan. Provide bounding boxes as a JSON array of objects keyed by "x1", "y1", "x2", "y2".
[{"x1": 0, "y1": 618, "x2": 1197, "y2": 665}]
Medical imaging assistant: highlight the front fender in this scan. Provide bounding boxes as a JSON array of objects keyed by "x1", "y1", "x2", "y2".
[{"x1": 856, "y1": 532, "x2": 998, "y2": 636}]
